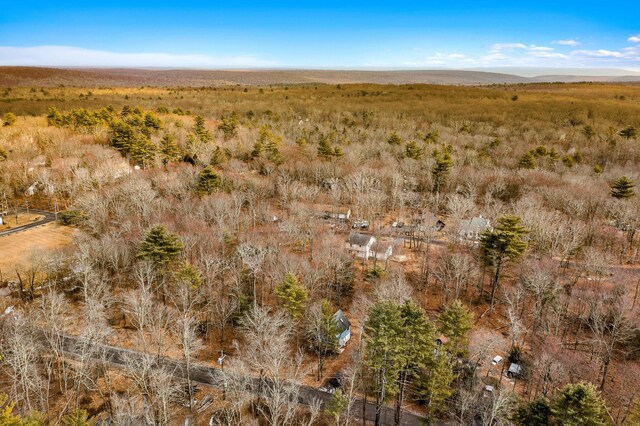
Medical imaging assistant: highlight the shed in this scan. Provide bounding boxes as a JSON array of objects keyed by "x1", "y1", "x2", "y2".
[
  {"x1": 507, "y1": 363, "x2": 522, "y2": 378},
  {"x1": 333, "y1": 310, "x2": 351, "y2": 347}
]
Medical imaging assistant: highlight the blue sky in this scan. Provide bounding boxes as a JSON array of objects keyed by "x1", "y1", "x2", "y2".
[{"x1": 0, "y1": 1, "x2": 639, "y2": 70}]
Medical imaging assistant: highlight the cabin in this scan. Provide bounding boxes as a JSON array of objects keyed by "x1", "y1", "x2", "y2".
[
  {"x1": 333, "y1": 310, "x2": 351, "y2": 348},
  {"x1": 345, "y1": 233, "x2": 376, "y2": 259},
  {"x1": 459, "y1": 216, "x2": 491, "y2": 241}
]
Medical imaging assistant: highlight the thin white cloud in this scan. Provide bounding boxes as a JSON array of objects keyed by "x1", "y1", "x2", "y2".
[
  {"x1": 0, "y1": 45, "x2": 276, "y2": 68},
  {"x1": 491, "y1": 43, "x2": 527, "y2": 51},
  {"x1": 528, "y1": 51, "x2": 568, "y2": 59},
  {"x1": 628, "y1": 35, "x2": 640, "y2": 43},
  {"x1": 554, "y1": 39, "x2": 581, "y2": 46},
  {"x1": 528, "y1": 45, "x2": 554, "y2": 51},
  {"x1": 572, "y1": 49, "x2": 625, "y2": 58},
  {"x1": 404, "y1": 36, "x2": 640, "y2": 69}
]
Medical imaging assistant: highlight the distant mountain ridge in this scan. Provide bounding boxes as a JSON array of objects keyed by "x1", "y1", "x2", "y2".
[{"x1": 1, "y1": 66, "x2": 640, "y2": 87}]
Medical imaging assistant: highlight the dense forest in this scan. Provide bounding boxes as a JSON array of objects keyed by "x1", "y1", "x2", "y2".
[{"x1": 1, "y1": 82, "x2": 640, "y2": 425}]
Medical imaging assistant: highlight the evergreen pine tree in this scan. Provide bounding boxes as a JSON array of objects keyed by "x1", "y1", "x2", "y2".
[
  {"x1": 431, "y1": 149, "x2": 453, "y2": 193},
  {"x1": 128, "y1": 134, "x2": 156, "y2": 168},
  {"x1": 417, "y1": 350, "x2": 456, "y2": 419},
  {"x1": 194, "y1": 115, "x2": 212, "y2": 142},
  {"x1": 365, "y1": 301, "x2": 406, "y2": 424},
  {"x1": 404, "y1": 140, "x2": 424, "y2": 160},
  {"x1": 160, "y1": 134, "x2": 182, "y2": 163},
  {"x1": 610, "y1": 176, "x2": 635, "y2": 199},
  {"x1": 61, "y1": 409, "x2": 96, "y2": 426},
  {"x1": 137, "y1": 225, "x2": 184, "y2": 266},
  {"x1": 196, "y1": 165, "x2": 222, "y2": 195},
  {"x1": 387, "y1": 132, "x2": 402, "y2": 145},
  {"x1": 551, "y1": 382, "x2": 607, "y2": 426},
  {"x1": 513, "y1": 398, "x2": 552, "y2": 426},
  {"x1": 437, "y1": 300, "x2": 473, "y2": 357},
  {"x1": 317, "y1": 135, "x2": 334, "y2": 159},
  {"x1": 274, "y1": 272, "x2": 308, "y2": 318},
  {"x1": 518, "y1": 151, "x2": 536, "y2": 169},
  {"x1": 480, "y1": 215, "x2": 528, "y2": 306},
  {"x1": 143, "y1": 112, "x2": 162, "y2": 130}
]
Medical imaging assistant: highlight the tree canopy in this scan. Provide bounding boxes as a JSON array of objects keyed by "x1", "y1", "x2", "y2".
[{"x1": 137, "y1": 225, "x2": 184, "y2": 266}]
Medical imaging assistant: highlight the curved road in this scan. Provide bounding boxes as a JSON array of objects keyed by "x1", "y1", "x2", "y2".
[
  {"x1": 47, "y1": 332, "x2": 435, "y2": 426},
  {"x1": 0, "y1": 209, "x2": 58, "y2": 237}
]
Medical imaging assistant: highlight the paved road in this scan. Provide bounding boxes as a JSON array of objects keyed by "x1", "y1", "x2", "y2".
[
  {"x1": 51, "y1": 332, "x2": 432, "y2": 426},
  {"x1": 0, "y1": 209, "x2": 58, "y2": 237}
]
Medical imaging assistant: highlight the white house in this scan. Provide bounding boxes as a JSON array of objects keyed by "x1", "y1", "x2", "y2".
[
  {"x1": 345, "y1": 233, "x2": 376, "y2": 258},
  {"x1": 459, "y1": 216, "x2": 491, "y2": 241},
  {"x1": 333, "y1": 310, "x2": 351, "y2": 348}
]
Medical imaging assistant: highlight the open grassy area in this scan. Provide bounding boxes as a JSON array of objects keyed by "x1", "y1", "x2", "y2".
[{"x1": 0, "y1": 222, "x2": 74, "y2": 281}]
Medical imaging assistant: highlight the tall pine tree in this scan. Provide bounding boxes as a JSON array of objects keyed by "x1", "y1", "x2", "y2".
[{"x1": 480, "y1": 215, "x2": 528, "y2": 306}]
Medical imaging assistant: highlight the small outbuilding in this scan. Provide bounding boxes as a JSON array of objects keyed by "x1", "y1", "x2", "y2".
[{"x1": 507, "y1": 363, "x2": 522, "y2": 379}]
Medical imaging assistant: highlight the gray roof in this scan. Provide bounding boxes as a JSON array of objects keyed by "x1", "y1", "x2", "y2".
[
  {"x1": 508, "y1": 363, "x2": 522, "y2": 375},
  {"x1": 347, "y1": 232, "x2": 374, "y2": 246},
  {"x1": 333, "y1": 310, "x2": 351, "y2": 333},
  {"x1": 460, "y1": 216, "x2": 491, "y2": 232}
]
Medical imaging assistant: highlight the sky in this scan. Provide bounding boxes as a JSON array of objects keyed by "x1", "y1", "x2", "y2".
[{"x1": 0, "y1": 1, "x2": 639, "y2": 71}]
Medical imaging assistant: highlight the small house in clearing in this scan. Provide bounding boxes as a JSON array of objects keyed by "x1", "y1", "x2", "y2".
[
  {"x1": 333, "y1": 310, "x2": 351, "y2": 348},
  {"x1": 345, "y1": 233, "x2": 376, "y2": 258},
  {"x1": 459, "y1": 216, "x2": 491, "y2": 241}
]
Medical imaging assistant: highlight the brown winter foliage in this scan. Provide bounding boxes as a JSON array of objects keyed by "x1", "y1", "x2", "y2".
[{"x1": 0, "y1": 79, "x2": 639, "y2": 425}]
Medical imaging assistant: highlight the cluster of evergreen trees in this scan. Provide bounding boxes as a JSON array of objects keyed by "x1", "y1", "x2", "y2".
[{"x1": 364, "y1": 299, "x2": 473, "y2": 422}]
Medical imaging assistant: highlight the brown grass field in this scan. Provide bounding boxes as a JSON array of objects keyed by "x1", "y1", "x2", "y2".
[{"x1": 0, "y1": 223, "x2": 75, "y2": 280}]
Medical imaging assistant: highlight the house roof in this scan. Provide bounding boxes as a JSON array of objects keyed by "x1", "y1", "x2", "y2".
[
  {"x1": 508, "y1": 363, "x2": 522, "y2": 375},
  {"x1": 460, "y1": 216, "x2": 491, "y2": 232},
  {"x1": 372, "y1": 241, "x2": 393, "y2": 252},
  {"x1": 347, "y1": 232, "x2": 374, "y2": 246},
  {"x1": 333, "y1": 310, "x2": 351, "y2": 333}
]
